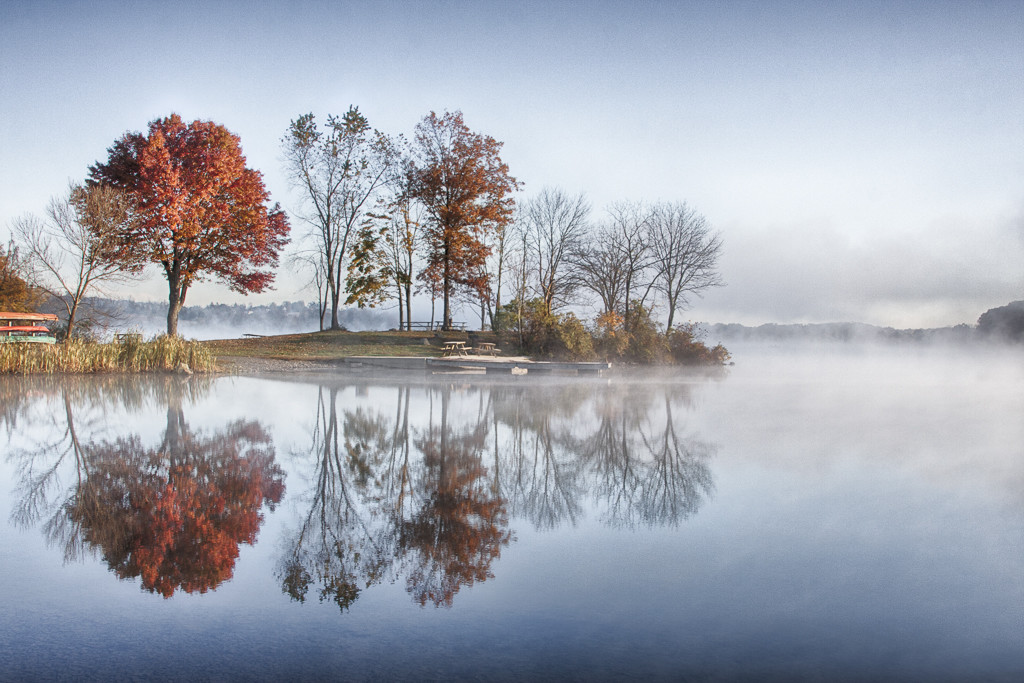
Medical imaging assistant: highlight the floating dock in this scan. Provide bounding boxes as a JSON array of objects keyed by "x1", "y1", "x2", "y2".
[{"x1": 338, "y1": 356, "x2": 611, "y2": 375}]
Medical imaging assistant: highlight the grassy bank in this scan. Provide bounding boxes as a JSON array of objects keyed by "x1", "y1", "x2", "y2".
[
  {"x1": 0, "y1": 336, "x2": 214, "y2": 374},
  {"x1": 3, "y1": 326, "x2": 728, "y2": 373},
  {"x1": 203, "y1": 330, "x2": 451, "y2": 361},
  {"x1": 0, "y1": 330, "x2": 445, "y2": 374}
]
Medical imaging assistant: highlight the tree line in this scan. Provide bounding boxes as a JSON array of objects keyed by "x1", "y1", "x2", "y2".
[
  {"x1": 4, "y1": 108, "x2": 724, "y2": 348},
  {"x1": 281, "y1": 107, "x2": 724, "y2": 343}
]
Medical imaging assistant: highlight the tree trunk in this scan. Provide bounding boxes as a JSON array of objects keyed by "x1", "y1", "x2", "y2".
[
  {"x1": 405, "y1": 281, "x2": 412, "y2": 331},
  {"x1": 318, "y1": 283, "x2": 328, "y2": 331},
  {"x1": 166, "y1": 265, "x2": 186, "y2": 337},
  {"x1": 167, "y1": 293, "x2": 183, "y2": 337},
  {"x1": 65, "y1": 299, "x2": 80, "y2": 342},
  {"x1": 328, "y1": 255, "x2": 343, "y2": 330},
  {"x1": 623, "y1": 275, "x2": 631, "y2": 333},
  {"x1": 429, "y1": 286, "x2": 436, "y2": 330},
  {"x1": 665, "y1": 289, "x2": 678, "y2": 332},
  {"x1": 442, "y1": 279, "x2": 451, "y2": 331},
  {"x1": 442, "y1": 239, "x2": 451, "y2": 330},
  {"x1": 329, "y1": 286, "x2": 341, "y2": 330},
  {"x1": 398, "y1": 287, "x2": 405, "y2": 330}
]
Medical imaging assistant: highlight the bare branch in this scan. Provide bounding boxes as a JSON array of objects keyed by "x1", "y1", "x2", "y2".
[
  {"x1": 521, "y1": 187, "x2": 590, "y2": 315},
  {"x1": 13, "y1": 183, "x2": 139, "y2": 338},
  {"x1": 647, "y1": 201, "x2": 723, "y2": 330}
]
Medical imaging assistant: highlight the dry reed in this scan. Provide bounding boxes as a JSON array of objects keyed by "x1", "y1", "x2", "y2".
[{"x1": 0, "y1": 336, "x2": 214, "y2": 374}]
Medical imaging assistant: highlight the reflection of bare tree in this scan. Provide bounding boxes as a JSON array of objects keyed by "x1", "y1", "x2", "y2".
[
  {"x1": 634, "y1": 395, "x2": 715, "y2": 526},
  {"x1": 278, "y1": 385, "x2": 395, "y2": 611},
  {"x1": 496, "y1": 382, "x2": 714, "y2": 530},
  {"x1": 495, "y1": 385, "x2": 584, "y2": 530},
  {"x1": 577, "y1": 407, "x2": 643, "y2": 525},
  {"x1": 7, "y1": 376, "x2": 283, "y2": 597},
  {"x1": 0, "y1": 376, "x2": 49, "y2": 435},
  {"x1": 279, "y1": 378, "x2": 715, "y2": 609},
  {"x1": 280, "y1": 384, "x2": 513, "y2": 610}
]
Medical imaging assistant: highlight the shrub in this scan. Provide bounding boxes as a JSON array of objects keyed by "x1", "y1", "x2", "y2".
[
  {"x1": 554, "y1": 312, "x2": 595, "y2": 360},
  {"x1": 667, "y1": 323, "x2": 731, "y2": 365},
  {"x1": 490, "y1": 300, "x2": 730, "y2": 366},
  {"x1": 591, "y1": 311, "x2": 629, "y2": 360},
  {"x1": 493, "y1": 299, "x2": 594, "y2": 360},
  {"x1": 624, "y1": 303, "x2": 668, "y2": 363}
]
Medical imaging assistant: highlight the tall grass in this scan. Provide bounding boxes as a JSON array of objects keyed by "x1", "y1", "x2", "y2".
[{"x1": 0, "y1": 336, "x2": 215, "y2": 374}]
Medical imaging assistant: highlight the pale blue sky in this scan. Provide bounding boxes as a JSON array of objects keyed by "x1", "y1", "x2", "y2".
[{"x1": 2, "y1": 0, "x2": 1021, "y2": 326}]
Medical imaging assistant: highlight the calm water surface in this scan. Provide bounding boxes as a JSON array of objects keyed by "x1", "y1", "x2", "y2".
[{"x1": 1, "y1": 344, "x2": 1022, "y2": 681}]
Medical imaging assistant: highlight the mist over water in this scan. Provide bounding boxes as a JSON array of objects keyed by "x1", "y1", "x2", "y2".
[{"x1": 1, "y1": 342, "x2": 1022, "y2": 680}]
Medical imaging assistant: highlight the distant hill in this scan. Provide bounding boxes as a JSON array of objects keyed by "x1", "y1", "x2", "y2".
[
  {"x1": 703, "y1": 302, "x2": 1024, "y2": 344},
  {"x1": 702, "y1": 321, "x2": 976, "y2": 345},
  {"x1": 976, "y1": 301, "x2": 1024, "y2": 342}
]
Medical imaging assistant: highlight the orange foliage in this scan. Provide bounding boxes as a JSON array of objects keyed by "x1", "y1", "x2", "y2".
[
  {"x1": 594, "y1": 311, "x2": 625, "y2": 337},
  {"x1": 0, "y1": 243, "x2": 44, "y2": 312},
  {"x1": 400, "y1": 471, "x2": 510, "y2": 607},
  {"x1": 410, "y1": 111, "x2": 519, "y2": 328},
  {"x1": 89, "y1": 114, "x2": 289, "y2": 335},
  {"x1": 403, "y1": 423, "x2": 512, "y2": 606},
  {"x1": 72, "y1": 421, "x2": 284, "y2": 597}
]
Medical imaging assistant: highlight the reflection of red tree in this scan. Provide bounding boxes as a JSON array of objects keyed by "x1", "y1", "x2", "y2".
[
  {"x1": 72, "y1": 420, "x2": 284, "y2": 597},
  {"x1": 401, "y1": 472, "x2": 510, "y2": 607},
  {"x1": 404, "y1": 423, "x2": 511, "y2": 607}
]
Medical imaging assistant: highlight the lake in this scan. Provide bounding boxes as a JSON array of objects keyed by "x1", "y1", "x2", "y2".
[{"x1": 2, "y1": 343, "x2": 1022, "y2": 681}]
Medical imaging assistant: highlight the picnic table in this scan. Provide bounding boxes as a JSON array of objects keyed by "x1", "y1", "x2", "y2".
[
  {"x1": 474, "y1": 342, "x2": 500, "y2": 356},
  {"x1": 441, "y1": 341, "x2": 468, "y2": 357}
]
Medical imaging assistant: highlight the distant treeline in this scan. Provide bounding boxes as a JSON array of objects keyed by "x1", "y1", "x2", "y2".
[
  {"x1": 45, "y1": 297, "x2": 394, "y2": 339},
  {"x1": 705, "y1": 321, "x2": 975, "y2": 344},
  {"x1": 39, "y1": 297, "x2": 1024, "y2": 345},
  {"x1": 707, "y1": 301, "x2": 1024, "y2": 344}
]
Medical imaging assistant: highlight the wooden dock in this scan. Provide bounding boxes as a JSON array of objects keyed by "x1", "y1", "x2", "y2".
[{"x1": 338, "y1": 356, "x2": 611, "y2": 375}]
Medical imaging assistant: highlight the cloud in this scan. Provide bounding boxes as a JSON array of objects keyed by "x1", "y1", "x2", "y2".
[{"x1": 693, "y1": 210, "x2": 1024, "y2": 327}]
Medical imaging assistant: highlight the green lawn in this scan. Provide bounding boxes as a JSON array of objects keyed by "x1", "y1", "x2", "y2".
[{"x1": 202, "y1": 329, "x2": 480, "y2": 360}]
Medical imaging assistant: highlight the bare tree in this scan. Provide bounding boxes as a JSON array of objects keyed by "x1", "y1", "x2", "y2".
[
  {"x1": 495, "y1": 211, "x2": 530, "y2": 339},
  {"x1": 287, "y1": 248, "x2": 329, "y2": 330},
  {"x1": 379, "y1": 193, "x2": 423, "y2": 330},
  {"x1": 282, "y1": 108, "x2": 396, "y2": 330},
  {"x1": 607, "y1": 201, "x2": 656, "y2": 329},
  {"x1": 475, "y1": 212, "x2": 518, "y2": 331},
  {"x1": 648, "y1": 201, "x2": 723, "y2": 331},
  {"x1": 13, "y1": 183, "x2": 140, "y2": 338},
  {"x1": 568, "y1": 201, "x2": 653, "y2": 325},
  {"x1": 522, "y1": 187, "x2": 590, "y2": 315},
  {"x1": 570, "y1": 222, "x2": 629, "y2": 317}
]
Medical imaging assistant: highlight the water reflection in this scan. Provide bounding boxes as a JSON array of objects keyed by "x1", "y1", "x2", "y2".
[
  {"x1": 281, "y1": 379, "x2": 715, "y2": 609},
  {"x1": 496, "y1": 382, "x2": 716, "y2": 529},
  {"x1": 4, "y1": 374, "x2": 715, "y2": 607},
  {"x1": 5, "y1": 376, "x2": 284, "y2": 597},
  {"x1": 279, "y1": 385, "x2": 512, "y2": 609}
]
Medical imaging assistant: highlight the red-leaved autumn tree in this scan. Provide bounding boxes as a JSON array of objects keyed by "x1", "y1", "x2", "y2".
[
  {"x1": 410, "y1": 111, "x2": 519, "y2": 330},
  {"x1": 89, "y1": 114, "x2": 289, "y2": 336}
]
